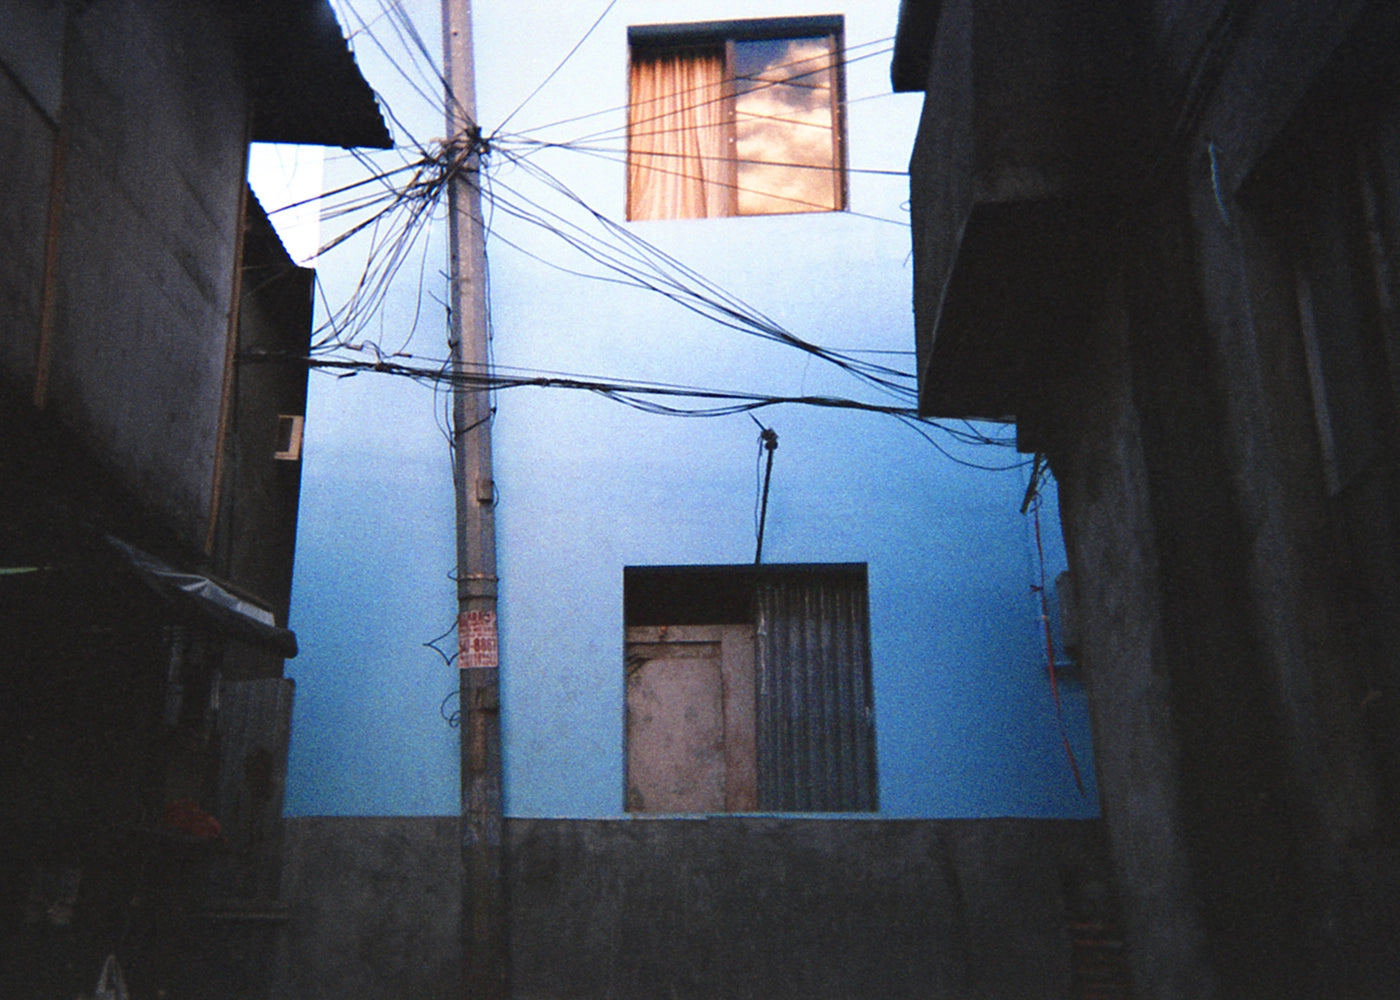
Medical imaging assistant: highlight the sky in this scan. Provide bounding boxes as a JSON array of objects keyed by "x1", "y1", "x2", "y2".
[{"x1": 247, "y1": 144, "x2": 324, "y2": 264}]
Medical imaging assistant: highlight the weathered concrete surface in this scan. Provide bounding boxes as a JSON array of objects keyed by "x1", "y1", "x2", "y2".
[
  {"x1": 274, "y1": 817, "x2": 463, "y2": 1000},
  {"x1": 276, "y1": 815, "x2": 1115, "y2": 1000},
  {"x1": 1, "y1": 6, "x2": 383, "y2": 999},
  {"x1": 45, "y1": 0, "x2": 248, "y2": 550},
  {"x1": 0, "y1": 45, "x2": 55, "y2": 387},
  {"x1": 897, "y1": 1, "x2": 1400, "y2": 997},
  {"x1": 1053, "y1": 247, "x2": 1220, "y2": 1000}
]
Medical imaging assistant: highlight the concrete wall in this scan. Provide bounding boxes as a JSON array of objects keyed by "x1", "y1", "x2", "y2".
[
  {"x1": 274, "y1": 817, "x2": 463, "y2": 1000},
  {"x1": 217, "y1": 198, "x2": 315, "y2": 630},
  {"x1": 53, "y1": 0, "x2": 247, "y2": 552},
  {"x1": 276, "y1": 815, "x2": 1117, "y2": 1000},
  {"x1": 0, "y1": 0, "x2": 250, "y2": 553},
  {"x1": 907, "y1": 0, "x2": 1137, "y2": 410},
  {"x1": 908, "y1": 0, "x2": 973, "y2": 379},
  {"x1": 900, "y1": 1, "x2": 1400, "y2": 996},
  {"x1": 1069, "y1": 7, "x2": 1400, "y2": 997},
  {"x1": 0, "y1": 0, "x2": 60, "y2": 390},
  {"x1": 1052, "y1": 249, "x2": 1218, "y2": 999}
]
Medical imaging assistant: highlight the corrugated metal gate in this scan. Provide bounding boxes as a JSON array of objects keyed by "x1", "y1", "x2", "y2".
[{"x1": 756, "y1": 566, "x2": 876, "y2": 812}]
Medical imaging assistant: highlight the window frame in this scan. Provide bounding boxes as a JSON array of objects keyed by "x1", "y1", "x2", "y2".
[{"x1": 625, "y1": 15, "x2": 849, "y2": 221}]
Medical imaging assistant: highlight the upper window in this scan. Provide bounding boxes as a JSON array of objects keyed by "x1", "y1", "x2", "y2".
[
  {"x1": 623, "y1": 564, "x2": 876, "y2": 813},
  {"x1": 626, "y1": 16, "x2": 847, "y2": 221}
]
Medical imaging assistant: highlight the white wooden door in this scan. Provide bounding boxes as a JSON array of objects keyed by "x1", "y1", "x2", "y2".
[{"x1": 625, "y1": 625, "x2": 756, "y2": 812}]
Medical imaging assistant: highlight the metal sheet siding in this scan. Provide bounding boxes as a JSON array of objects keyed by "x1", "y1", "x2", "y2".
[{"x1": 756, "y1": 567, "x2": 876, "y2": 811}]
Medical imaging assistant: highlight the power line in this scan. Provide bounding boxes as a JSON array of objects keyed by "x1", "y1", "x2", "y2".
[
  {"x1": 490, "y1": 149, "x2": 916, "y2": 391},
  {"x1": 252, "y1": 343, "x2": 1022, "y2": 468},
  {"x1": 504, "y1": 140, "x2": 911, "y2": 227},
  {"x1": 494, "y1": 0, "x2": 619, "y2": 135},
  {"x1": 266, "y1": 349, "x2": 955, "y2": 422},
  {"x1": 302, "y1": 131, "x2": 919, "y2": 401},
  {"x1": 281, "y1": 14, "x2": 1018, "y2": 469},
  {"x1": 484, "y1": 209, "x2": 906, "y2": 397},
  {"x1": 506, "y1": 36, "x2": 894, "y2": 143},
  {"x1": 299, "y1": 126, "x2": 915, "y2": 400}
]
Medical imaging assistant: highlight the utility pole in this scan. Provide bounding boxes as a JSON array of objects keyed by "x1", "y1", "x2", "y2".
[{"x1": 442, "y1": 2, "x2": 506, "y2": 998}]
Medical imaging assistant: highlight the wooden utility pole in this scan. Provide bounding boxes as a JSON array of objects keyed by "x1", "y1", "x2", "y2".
[{"x1": 442, "y1": 1, "x2": 506, "y2": 997}]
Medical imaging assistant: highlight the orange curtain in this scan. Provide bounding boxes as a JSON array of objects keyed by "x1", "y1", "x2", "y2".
[{"x1": 627, "y1": 49, "x2": 731, "y2": 220}]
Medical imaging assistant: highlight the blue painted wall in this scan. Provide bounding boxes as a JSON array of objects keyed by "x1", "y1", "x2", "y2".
[{"x1": 274, "y1": 0, "x2": 1096, "y2": 819}]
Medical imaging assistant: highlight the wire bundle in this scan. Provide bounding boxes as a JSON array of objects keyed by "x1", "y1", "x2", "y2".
[{"x1": 255, "y1": 0, "x2": 1025, "y2": 474}]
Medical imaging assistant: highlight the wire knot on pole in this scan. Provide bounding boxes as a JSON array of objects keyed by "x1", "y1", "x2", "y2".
[{"x1": 440, "y1": 126, "x2": 490, "y2": 183}]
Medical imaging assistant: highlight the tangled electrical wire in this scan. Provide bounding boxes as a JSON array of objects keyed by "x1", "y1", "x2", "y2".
[
  {"x1": 291, "y1": 1, "x2": 1030, "y2": 723},
  {"x1": 260, "y1": 0, "x2": 1026, "y2": 472}
]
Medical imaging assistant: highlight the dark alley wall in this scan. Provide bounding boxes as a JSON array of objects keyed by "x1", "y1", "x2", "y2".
[
  {"x1": 896, "y1": 1, "x2": 1400, "y2": 996},
  {"x1": 2, "y1": 0, "x2": 250, "y2": 552},
  {"x1": 274, "y1": 816, "x2": 1116, "y2": 1000}
]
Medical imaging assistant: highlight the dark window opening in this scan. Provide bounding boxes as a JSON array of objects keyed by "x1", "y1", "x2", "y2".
[{"x1": 623, "y1": 563, "x2": 876, "y2": 813}]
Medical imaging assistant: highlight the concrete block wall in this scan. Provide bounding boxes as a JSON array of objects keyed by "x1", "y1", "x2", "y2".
[
  {"x1": 54, "y1": 0, "x2": 248, "y2": 549},
  {"x1": 1, "y1": 0, "x2": 250, "y2": 551},
  {"x1": 273, "y1": 817, "x2": 463, "y2": 1000},
  {"x1": 0, "y1": 0, "x2": 62, "y2": 389},
  {"x1": 275, "y1": 816, "x2": 1115, "y2": 1000}
]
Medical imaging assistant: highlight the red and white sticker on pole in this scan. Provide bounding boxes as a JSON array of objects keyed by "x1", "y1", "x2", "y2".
[{"x1": 459, "y1": 609, "x2": 498, "y2": 669}]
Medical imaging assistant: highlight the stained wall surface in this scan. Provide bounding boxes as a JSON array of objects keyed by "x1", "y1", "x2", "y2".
[
  {"x1": 897, "y1": 0, "x2": 1400, "y2": 995},
  {"x1": 1, "y1": 0, "x2": 248, "y2": 551},
  {"x1": 275, "y1": 815, "x2": 1117, "y2": 1000}
]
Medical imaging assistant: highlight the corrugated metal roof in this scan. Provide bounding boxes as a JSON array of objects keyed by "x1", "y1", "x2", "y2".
[{"x1": 240, "y1": 0, "x2": 392, "y2": 149}]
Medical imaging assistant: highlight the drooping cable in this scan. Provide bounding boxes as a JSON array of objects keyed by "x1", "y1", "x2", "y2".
[{"x1": 493, "y1": 0, "x2": 619, "y2": 136}]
